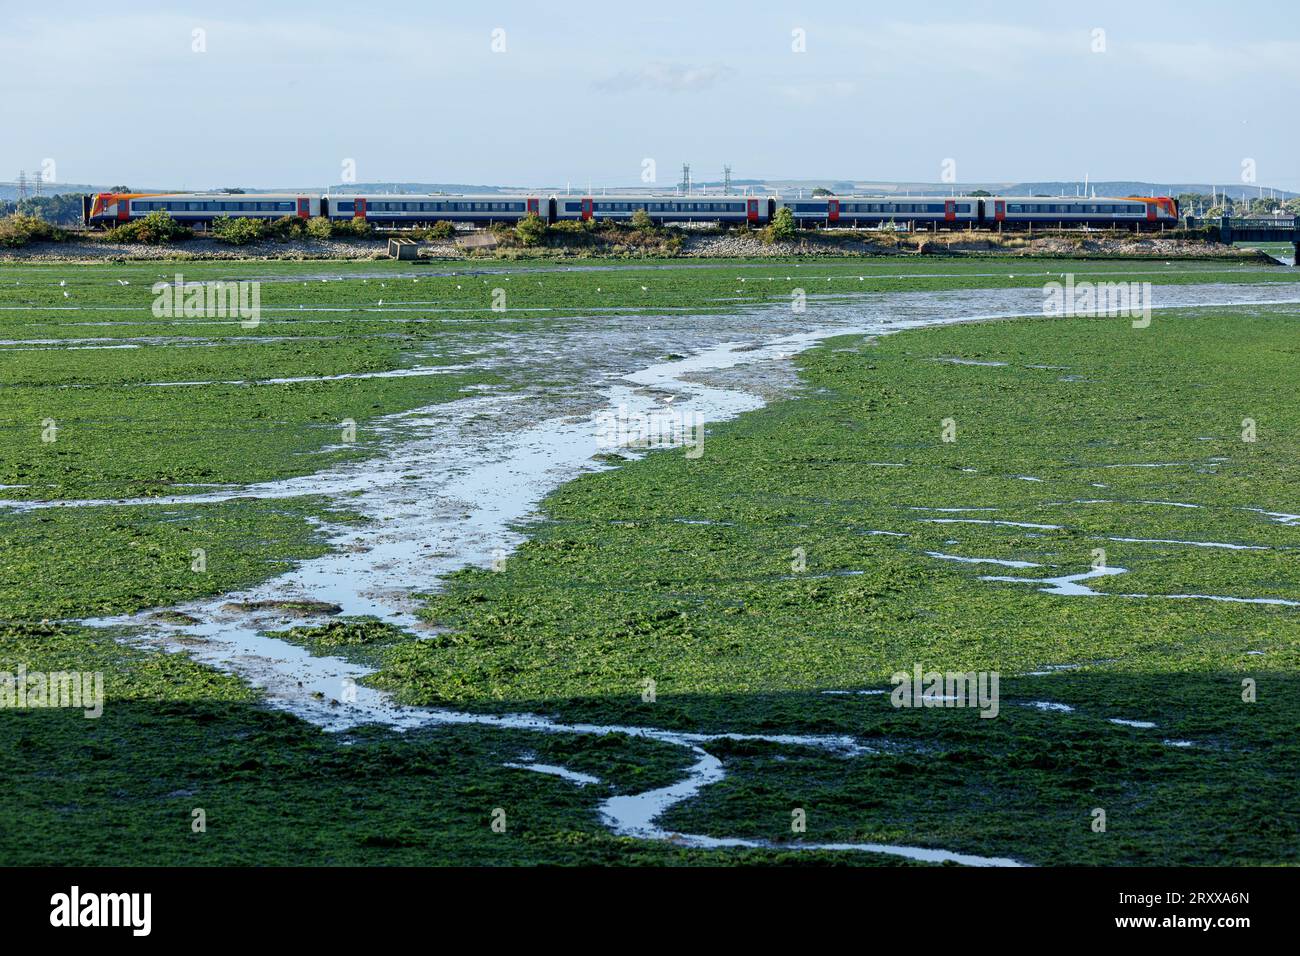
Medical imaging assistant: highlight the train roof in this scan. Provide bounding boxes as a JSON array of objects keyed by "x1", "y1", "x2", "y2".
[
  {"x1": 985, "y1": 195, "x2": 1156, "y2": 202},
  {"x1": 96, "y1": 191, "x2": 314, "y2": 198},
  {"x1": 328, "y1": 193, "x2": 540, "y2": 200}
]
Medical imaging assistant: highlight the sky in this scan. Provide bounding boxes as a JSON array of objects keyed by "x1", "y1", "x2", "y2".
[{"x1": 1, "y1": 0, "x2": 1297, "y2": 191}]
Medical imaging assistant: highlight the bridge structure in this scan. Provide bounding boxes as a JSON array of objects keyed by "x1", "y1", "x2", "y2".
[{"x1": 1187, "y1": 215, "x2": 1299, "y2": 264}]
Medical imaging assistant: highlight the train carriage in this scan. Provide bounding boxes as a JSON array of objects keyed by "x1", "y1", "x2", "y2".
[
  {"x1": 778, "y1": 196, "x2": 980, "y2": 229},
  {"x1": 987, "y1": 196, "x2": 1178, "y2": 228},
  {"x1": 326, "y1": 194, "x2": 544, "y2": 225},
  {"x1": 552, "y1": 194, "x2": 771, "y2": 225},
  {"x1": 85, "y1": 192, "x2": 319, "y2": 225}
]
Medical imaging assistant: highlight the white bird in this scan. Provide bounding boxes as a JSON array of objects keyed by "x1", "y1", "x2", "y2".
[
  {"x1": 641, "y1": 286, "x2": 648, "y2": 291},
  {"x1": 59, "y1": 280, "x2": 66, "y2": 287},
  {"x1": 378, "y1": 299, "x2": 384, "y2": 306},
  {"x1": 63, "y1": 291, "x2": 70, "y2": 298},
  {"x1": 117, "y1": 279, "x2": 129, "y2": 285}
]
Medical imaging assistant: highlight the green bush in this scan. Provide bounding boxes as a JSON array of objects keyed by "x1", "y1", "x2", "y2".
[
  {"x1": 267, "y1": 215, "x2": 307, "y2": 241},
  {"x1": 515, "y1": 213, "x2": 548, "y2": 246},
  {"x1": 330, "y1": 218, "x2": 373, "y2": 238},
  {"x1": 306, "y1": 216, "x2": 333, "y2": 240},
  {"x1": 630, "y1": 208, "x2": 654, "y2": 231},
  {"x1": 210, "y1": 216, "x2": 269, "y2": 245},
  {"x1": 105, "y1": 210, "x2": 192, "y2": 245},
  {"x1": 0, "y1": 213, "x2": 66, "y2": 247},
  {"x1": 409, "y1": 220, "x2": 457, "y2": 241},
  {"x1": 764, "y1": 206, "x2": 796, "y2": 243}
]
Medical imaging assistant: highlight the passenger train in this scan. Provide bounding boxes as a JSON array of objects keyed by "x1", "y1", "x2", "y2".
[{"x1": 84, "y1": 191, "x2": 1180, "y2": 230}]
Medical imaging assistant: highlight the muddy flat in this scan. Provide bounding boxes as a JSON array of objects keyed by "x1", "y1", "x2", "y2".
[{"x1": 2, "y1": 257, "x2": 1298, "y2": 866}]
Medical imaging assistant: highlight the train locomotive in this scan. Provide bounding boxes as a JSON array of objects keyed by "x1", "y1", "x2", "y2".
[{"x1": 84, "y1": 190, "x2": 1179, "y2": 230}]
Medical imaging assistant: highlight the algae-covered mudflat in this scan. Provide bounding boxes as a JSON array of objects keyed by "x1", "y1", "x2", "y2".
[{"x1": 1, "y1": 257, "x2": 1297, "y2": 865}]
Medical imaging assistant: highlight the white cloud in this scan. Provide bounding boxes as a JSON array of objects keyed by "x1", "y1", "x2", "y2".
[
  {"x1": 775, "y1": 80, "x2": 858, "y2": 104},
  {"x1": 595, "y1": 63, "x2": 733, "y2": 93},
  {"x1": 1132, "y1": 39, "x2": 1300, "y2": 81}
]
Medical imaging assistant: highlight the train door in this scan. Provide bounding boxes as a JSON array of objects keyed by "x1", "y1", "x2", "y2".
[
  {"x1": 355, "y1": 197, "x2": 367, "y2": 220},
  {"x1": 526, "y1": 197, "x2": 539, "y2": 217},
  {"x1": 993, "y1": 200, "x2": 1006, "y2": 222},
  {"x1": 581, "y1": 197, "x2": 593, "y2": 221},
  {"x1": 297, "y1": 198, "x2": 310, "y2": 218},
  {"x1": 944, "y1": 199, "x2": 956, "y2": 222},
  {"x1": 827, "y1": 198, "x2": 839, "y2": 223},
  {"x1": 746, "y1": 198, "x2": 758, "y2": 223},
  {"x1": 118, "y1": 198, "x2": 130, "y2": 222},
  {"x1": 1145, "y1": 201, "x2": 1157, "y2": 223}
]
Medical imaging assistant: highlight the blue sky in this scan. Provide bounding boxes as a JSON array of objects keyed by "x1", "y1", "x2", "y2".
[{"x1": 2, "y1": 0, "x2": 1297, "y2": 190}]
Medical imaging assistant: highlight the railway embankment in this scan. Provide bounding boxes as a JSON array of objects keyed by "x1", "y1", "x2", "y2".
[{"x1": 0, "y1": 229, "x2": 1273, "y2": 263}]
